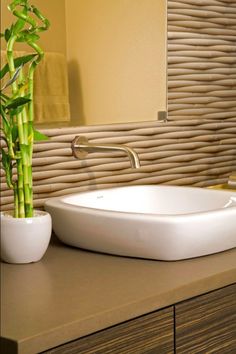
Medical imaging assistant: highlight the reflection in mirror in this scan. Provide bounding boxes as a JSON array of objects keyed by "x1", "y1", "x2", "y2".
[
  {"x1": 1, "y1": 0, "x2": 167, "y2": 126},
  {"x1": 168, "y1": 0, "x2": 236, "y2": 122},
  {"x1": 67, "y1": 0, "x2": 167, "y2": 126}
]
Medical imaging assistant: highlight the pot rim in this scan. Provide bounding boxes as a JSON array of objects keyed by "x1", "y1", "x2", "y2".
[{"x1": 1, "y1": 210, "x2": 50, "y2": 220}]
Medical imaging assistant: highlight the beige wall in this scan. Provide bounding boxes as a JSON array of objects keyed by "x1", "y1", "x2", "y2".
[
  {"x1": 65, "y1": 0, "x2": 167, "y2": 125},
  {"x1": 1, "y1": 0, "x2": 67, "y2": 55}
]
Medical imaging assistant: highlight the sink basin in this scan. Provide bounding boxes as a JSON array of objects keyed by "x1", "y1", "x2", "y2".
[{"x1": 44, "y1": 185, "x2": 236, "y2": 261}]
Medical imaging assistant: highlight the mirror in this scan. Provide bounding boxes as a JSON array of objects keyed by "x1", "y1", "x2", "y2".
[
  {"x1": 1, "y1": 0, "x2": 167, "y2": 126},
  {"x1": 67, "y1": 0, "x2": 167, "y2": 126}
]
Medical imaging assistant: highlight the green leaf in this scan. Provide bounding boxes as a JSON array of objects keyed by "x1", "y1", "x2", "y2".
[
  {"x1": 4, "y1": 28, "x2": 12, "y2": 42},
  {"x1": 1, "y1": 148, "x2": 14, "y2": 189},
  {"x1": 0, "y1": 104, "x2": 10, "y2": 129},
  {"x1": 1, "y1": 65, "x2": 22, "y2": 90},
  {"x1": 0, "y1": 53, "x2": 36, "y2": 80},
  {"x1": 34, "y1": 129, "x2": 49, "y2": 141},
  {"x1": 1, "y1": 147, "x2": 10, "y2": 166},
  {"x1": 5, "y1": 96, "x2": 31, "y2": 110},
  {"x1": 12, "y1": 125, "x2": 18, "y2": 142},
  {"x1": 0, "y1": 66, "x2": 9, "y2": 81},
  {"x1": 10, "y1": 105, "x2": 25, "y2": 116}
]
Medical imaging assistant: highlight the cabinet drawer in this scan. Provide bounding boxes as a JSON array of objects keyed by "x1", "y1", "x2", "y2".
[
  {"x1": 175, "y1": 284, "x2": 236, "y2": 353},
  {"x1": 42, "y1": 306, "x2": 174, "y2": 354}
]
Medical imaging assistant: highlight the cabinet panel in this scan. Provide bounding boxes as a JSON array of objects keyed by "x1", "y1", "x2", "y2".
[
  {"x1": 42, "y1": 307, "x2": 174, "y2": 354},
  {"x1": 175, "y1": 283, "x2": 236, "y2": 353}
]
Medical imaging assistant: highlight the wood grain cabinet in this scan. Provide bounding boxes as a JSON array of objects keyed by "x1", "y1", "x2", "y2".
[
  {"x1": 175, "y1": 284, "x2": 236, "y2": 354},
  {"x1": 42, "y1": 284, "x2": 236, "y2": 354},
  {"x1": 42, "y1": 307, "x2": 174, "y2": 354}
]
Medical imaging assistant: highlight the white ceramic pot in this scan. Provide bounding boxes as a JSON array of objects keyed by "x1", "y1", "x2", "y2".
[{"x1": 0, "y1": 210, "x2": 52, "y2": 264}]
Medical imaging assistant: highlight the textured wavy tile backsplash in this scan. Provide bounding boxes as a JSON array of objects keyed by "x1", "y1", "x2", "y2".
[{"x1": 1, "y1": 119, "x2": 236, "y2": 210}]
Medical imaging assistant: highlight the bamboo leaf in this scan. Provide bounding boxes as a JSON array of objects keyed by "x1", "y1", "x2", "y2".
[
  {"x1": 10, "y1": 105, "x2": 25, "y2": 116},
  {"x1": 5, "y1": 96, "x2": 31, "y2": 109},
  {"x1": 4, "y1": 28, "x2": 12, "y2": 41},
  {"x1": 12, "y1": 125, "x2": 19, "y2": 142},
  {"x1": 1, "y1": 148, "x2": 13, "y2": 189},
  {"x1": 34, "y1": 129, "x2": 49, "y2": 141},
  {"x1": 0, "y1": 53, "x2": 37, "y2": 79},
  {"x1": 0, "y1": 104, "x2": 10, "y2": 129},
  {"x1": 1, "y1": 147, "x2": 9, "y2": 166},
  {"x1": 1, "y1": 65, "x2": 22, "y2": 90}
]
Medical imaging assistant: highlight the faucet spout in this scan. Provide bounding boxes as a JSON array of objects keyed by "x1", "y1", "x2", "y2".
[{"x1": 71, "y1": 136, "x2": 141, "y2": 169}]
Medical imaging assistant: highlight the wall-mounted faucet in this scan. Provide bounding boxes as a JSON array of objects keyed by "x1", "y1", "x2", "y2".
[{"x1": 71, "y1": 136, "x2": 141, "y2": 169}]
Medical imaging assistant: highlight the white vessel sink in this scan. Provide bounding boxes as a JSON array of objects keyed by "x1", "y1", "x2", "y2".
[{"x1": 45, "y1": 185, "x2": 236, "y2": 261}]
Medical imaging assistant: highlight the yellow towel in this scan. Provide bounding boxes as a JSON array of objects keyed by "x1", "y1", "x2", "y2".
[
  {"x1": 1, "y1": 51, "x2": 70, "y2": 123},
  {"x1": 34, "y1": 52, "x2": 70, "y2": 123}
]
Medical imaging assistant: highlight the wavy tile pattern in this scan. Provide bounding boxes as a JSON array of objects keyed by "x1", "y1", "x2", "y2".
[{"x1": 168, "y1": 0, "x2": 236, "y2": 120}]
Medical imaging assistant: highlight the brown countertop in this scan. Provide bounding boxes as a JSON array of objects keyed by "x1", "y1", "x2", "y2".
[{"x1": 1, "y1": 240, "x2": 236, "y2": 354}]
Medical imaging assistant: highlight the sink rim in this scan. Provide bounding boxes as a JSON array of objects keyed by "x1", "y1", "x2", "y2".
[{"x1": 45, "y1": 185, "x2": 236, "y2": 218}]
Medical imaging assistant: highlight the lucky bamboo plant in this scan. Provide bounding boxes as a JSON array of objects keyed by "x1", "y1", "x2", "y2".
[{"x1": 0, "y1": 0, "x2": 50, "y2": 218}]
